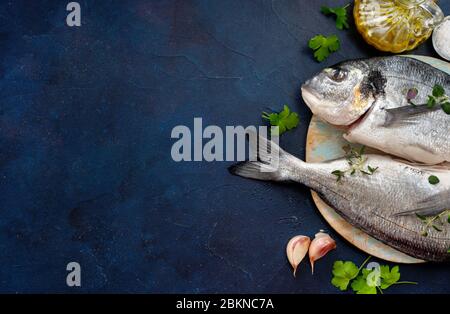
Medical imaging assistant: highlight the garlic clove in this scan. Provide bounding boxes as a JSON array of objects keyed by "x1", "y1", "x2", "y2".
[
  {"x1": 308, "y1": 231, "x2": 336, "y2": 274},
  {"x1": 286, "y1": 235, "x2": 311, "y2": 277}
]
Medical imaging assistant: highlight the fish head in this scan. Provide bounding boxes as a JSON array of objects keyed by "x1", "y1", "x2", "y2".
[{"x1": 301, "y1": 60, "x2": 381, "y2": 126}]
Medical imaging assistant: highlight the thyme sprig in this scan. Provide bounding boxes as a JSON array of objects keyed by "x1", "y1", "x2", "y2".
[
  {"x1": 332, "y1": 145, "x2": 378, "y2": 182},
  {"x1": 416, "y1": 209, "x2": 450, "y2": 237}
]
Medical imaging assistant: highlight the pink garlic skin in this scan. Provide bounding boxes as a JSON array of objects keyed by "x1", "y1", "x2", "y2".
[
  {"x1": 308, "y1": 232, "x2": 336, "y2": 274},
  {"x1": 286, "y1": 235, "x2": 311, "y2": 277}
]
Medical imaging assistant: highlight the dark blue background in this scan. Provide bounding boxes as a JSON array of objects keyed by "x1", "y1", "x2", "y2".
[{"x1": 0, "y1": 0, "x2": 449, "y2": 293}]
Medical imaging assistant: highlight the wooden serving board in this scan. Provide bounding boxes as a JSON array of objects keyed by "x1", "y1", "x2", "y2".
[{"x1": 305, "y1": 55, "x2": 450, "y2": 264}]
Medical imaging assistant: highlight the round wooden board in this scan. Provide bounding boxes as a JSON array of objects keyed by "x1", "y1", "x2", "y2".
[{"x1": 305, "y1": 55, "x2": 450, "y2": 264}]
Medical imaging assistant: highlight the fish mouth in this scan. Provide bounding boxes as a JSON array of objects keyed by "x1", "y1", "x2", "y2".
[
  {"x1": 301, "y1": 84, "x2": 364, "y2": 128},
  {"x1": 301, "y1": 85, "x2": 322, "y2": 110},
  {"x1": 301, "y1": 85, "x2": 343, "y2": 124}
]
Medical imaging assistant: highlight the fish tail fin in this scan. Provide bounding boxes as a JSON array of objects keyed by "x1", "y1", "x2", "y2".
[
  {"x1": 228, "y1": 161, "x2": 286, "y2": 181},
  {"x1": 228, "y1": 132, "x2": 303, "y2": 182}
]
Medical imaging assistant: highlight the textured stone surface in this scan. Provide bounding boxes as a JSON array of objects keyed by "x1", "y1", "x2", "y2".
[{"x1": 0, "y1": 0, "x2": 449, "y2": 293}]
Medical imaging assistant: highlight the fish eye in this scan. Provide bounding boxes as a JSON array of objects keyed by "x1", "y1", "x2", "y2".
[{"x1": 328, "y1": 68, "x2": 348, "y2": 82}]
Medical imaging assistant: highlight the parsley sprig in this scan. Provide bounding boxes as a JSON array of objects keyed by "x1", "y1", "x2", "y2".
[
  {"x1": 331, "y1": 257, "x2": 370, "y2": 291},
  {"x1": 308, "y1": 35, "x2": 340, "y2": 62},
  {"x1": 309, "y1": 4, "x2": 349, "y2": 62},
  {"x1": 331, "y1": 145, "x2": 378, "y2": 182},
  {"x1": 262, "y1": 105, "x2": 299, "y2": 135},
  {"x1": 321, "y1": 4, "x2": 350, "y2": 30},
  {"x1": 406, "y1": 84, "x2": 450, "y2": 114},
  {"x1": 331, "y1": 257, "x2": 417, "y2": 294},
  {"x1": 427, "y1": 85, "x2": 450, "y2": 113}
]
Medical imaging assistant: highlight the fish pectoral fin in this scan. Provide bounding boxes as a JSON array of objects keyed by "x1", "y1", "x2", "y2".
[
  {"x1": 391, "y1": 158, "x2": 449, "y2": 168},
  {"x1": 393, "y1": 190, "x2": 450, "y2": 217},
  {"x1": 382, "y1": 104, "x2": 438, "y2": 127},
  {"x1": 393, "y1": 207, "x2": 444, "y2": 218}
]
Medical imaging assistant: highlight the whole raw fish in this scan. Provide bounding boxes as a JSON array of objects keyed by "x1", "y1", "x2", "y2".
[
  {"x1": 301, "y1": 56, "x2": 450, "y2": 164},
  {"x1": 229, "y1": 135, "x2": 450, "y2": 262}
]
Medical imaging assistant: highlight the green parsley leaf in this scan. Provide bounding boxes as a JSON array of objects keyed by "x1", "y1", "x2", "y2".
[
  {"x1": 365, "y1": 268, "x2": 381, "y2": 288},
  {"x1": 351, "y1": 269, "x2": 377, "y2": 294},
  {"x1": 427, "y1": 95, "x2": 436, "y2": 108},
  {"x1": 321, "y1": 5, "x2": 349, "y2": 30},
  {"x1": 262, "y1": 105, "x2": 299, "y2": 135},
  {"x1": 428, "y1": 175, "x2": 440, "y2": 185},
  {"x1": 441, "y1": 102, "x2": 450, "y2": 115},
  {"x1": 351, "y1": 276, "x2": 377, "y2": 294},
  {"x1": 308, "y1": 35, "x2": 340, "y2": 62},
  {"x1": 380, "y1": 265, "x2": 400, "y2": 289},
  {"x1": 331, "y1": 261, "x2": 360, "y2": 291},
  {"x1": 432, "y1": 85, "x2": 445, "y2": 98}
]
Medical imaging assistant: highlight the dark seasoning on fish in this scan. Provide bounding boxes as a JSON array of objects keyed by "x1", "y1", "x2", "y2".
[{"x1": 230, "y1": 56, "x2": 450, "y2": 262}]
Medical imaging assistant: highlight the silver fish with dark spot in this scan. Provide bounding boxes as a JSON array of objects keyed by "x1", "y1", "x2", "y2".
[{"x1": 301, "y1": 56, "x2": 450, "y2": 164}]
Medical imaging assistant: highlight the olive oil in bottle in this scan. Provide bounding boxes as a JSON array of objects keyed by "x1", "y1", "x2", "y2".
[{"x1": 354, "y1": 0, "x2": 444, "y2": 53}]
